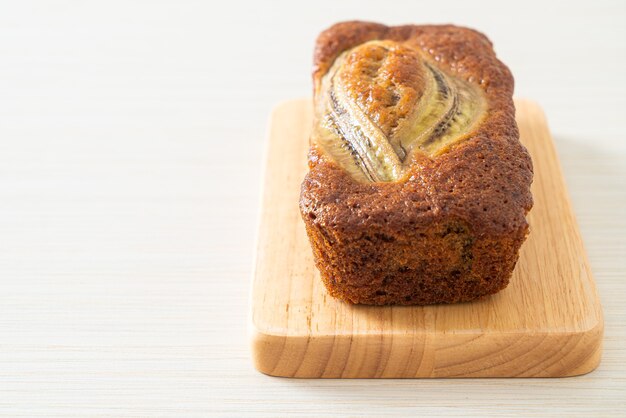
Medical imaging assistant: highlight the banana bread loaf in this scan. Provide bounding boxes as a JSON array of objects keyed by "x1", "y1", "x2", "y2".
[{"x1": 299, "y1": 21, "x2": 533, "y2": 305}]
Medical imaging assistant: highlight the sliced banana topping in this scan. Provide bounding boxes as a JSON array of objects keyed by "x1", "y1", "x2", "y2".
[
  {"x1": 312, "y1": 40, "x2": 487, "y2": 183},
  {"x1": 328, "y1": 78, "x2": 404, "y2": 182}
]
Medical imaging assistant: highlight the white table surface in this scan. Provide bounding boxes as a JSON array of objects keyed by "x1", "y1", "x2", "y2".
[{"x1": 1, "y1": 0, "x2": 625, "y2": 416}]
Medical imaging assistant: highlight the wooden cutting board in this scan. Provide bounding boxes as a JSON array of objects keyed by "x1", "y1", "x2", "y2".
[{"x1": 249, "y1": 99, "x2": 603, "y2": 378}]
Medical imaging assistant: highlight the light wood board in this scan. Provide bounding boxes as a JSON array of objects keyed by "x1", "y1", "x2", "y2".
[{"x1": 250, "y1": 99, "x2": 603, "y2": 378}]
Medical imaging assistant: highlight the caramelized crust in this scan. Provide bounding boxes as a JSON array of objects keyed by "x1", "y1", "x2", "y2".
[
  {"x1": 337, "y1": 41, "x2": 427, "y2": 137},
  {"x1": 300, "y1": 22, "x2": 533, "y2": 305}
]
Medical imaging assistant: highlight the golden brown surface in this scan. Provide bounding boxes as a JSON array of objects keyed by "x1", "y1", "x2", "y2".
[
  {"x1": 336, "y1": 41, "x2": 427, "y2": 138},
  {"x1": 299, "y1": 21, "x2": 533, "y2": 305}
]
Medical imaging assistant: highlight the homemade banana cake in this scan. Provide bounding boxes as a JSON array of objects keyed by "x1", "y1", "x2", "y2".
[{"x1": 299, "y1": 21, "x2": 533, "y2": 305}]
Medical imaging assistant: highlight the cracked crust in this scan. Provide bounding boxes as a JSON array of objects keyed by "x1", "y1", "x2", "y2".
[{"x1": 300, "y1": 21, "x2": 533, "y2": 305}]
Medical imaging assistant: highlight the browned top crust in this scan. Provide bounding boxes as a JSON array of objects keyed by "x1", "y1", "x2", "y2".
[
  {"x1": 302, "y1": 21, "x2": 533, "y2": 235},
  {"x1": 335, "y1": 41, "x2": 427, "y2": 138}
]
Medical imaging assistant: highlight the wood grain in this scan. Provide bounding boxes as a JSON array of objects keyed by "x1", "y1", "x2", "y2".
[{"x1": 250, "y1": 99, "x2": 604, "y2": 378}]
